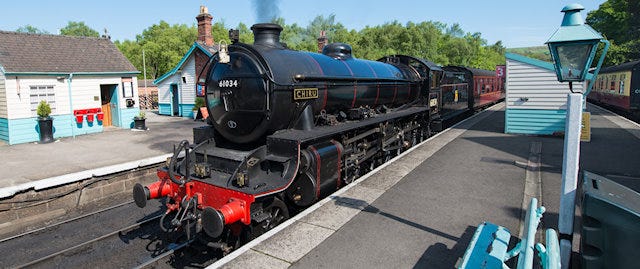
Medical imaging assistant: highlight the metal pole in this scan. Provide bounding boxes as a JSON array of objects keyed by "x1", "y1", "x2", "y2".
[
  {"x1": 559, "y1": 87, "x2": 582, "y2": 269},
  {"x1": 67, "y1": 73, "x2": 75, "y2": 138},
  {"x1": 142, "y1": 50, "x2": 148, "y2": 110}
]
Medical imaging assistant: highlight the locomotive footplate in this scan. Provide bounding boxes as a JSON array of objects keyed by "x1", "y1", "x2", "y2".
[
  {"x1": 186, "y1": 106, "x2": 428, "y2": 198},
  {"x1": 268, "y1": 106, "x2": 429, "y2": 146}
]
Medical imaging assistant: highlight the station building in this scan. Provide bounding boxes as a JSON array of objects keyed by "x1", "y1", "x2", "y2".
[
  {"x1": 0, "y1": 31, "x2": 140, "y2": 145},
  {"x1": 155, "y1": 6, "x2": 217, "y2": 118},
  {"x1": 504, "y1": 52, "x2": 587, "y2": 135}
]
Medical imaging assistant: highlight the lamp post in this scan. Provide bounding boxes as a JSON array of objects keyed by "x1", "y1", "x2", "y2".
[{"x1": 545, "y1": 4, "x2": 608, "y2": 269}]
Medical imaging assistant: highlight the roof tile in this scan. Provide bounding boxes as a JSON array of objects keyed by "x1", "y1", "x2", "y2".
[{"x1": 0, "y1": 31, "x2": 138, "y2": 73}]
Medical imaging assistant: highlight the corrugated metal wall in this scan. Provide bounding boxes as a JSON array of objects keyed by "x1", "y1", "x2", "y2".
[{"x1": 505, "y1": 56, "x2": 583, "y2": 135}]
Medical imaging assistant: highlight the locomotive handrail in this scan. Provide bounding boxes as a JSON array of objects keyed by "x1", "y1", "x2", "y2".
[
  {"x1": 168, "y1": 140, "x2": 190, "y2": 185},
  {"x1": 293, "y1": 74, "x2": 412, "y2": 83}
]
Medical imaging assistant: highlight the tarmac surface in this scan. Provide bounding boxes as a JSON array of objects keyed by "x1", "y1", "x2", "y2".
[
  {"x1": 215, "y1": 103, "x2": 640, "y2": 269},
  {"x1": 0, "y1": 112, "x2": 205, "y2": 194}
]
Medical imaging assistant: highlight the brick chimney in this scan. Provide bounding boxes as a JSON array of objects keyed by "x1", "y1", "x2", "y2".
[
  {"x1": 196, "y1": 6, "x2": 214, "y2": 46},
  {"x1": 317, "y1": 30, "x2": 328, "y2": 53}
]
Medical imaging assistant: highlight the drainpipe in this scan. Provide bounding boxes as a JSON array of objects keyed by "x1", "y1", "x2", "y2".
[{"x1": 67, "y1": 73, "x2": 75, "y2": 138}]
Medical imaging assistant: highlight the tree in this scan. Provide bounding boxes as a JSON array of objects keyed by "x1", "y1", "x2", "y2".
[
  {"x1": 586, "y1": 0, "x2": 630, "y2": 43},
  {"x1": 587, "y1": 0, "x2": 640, "y2": 64},
  {"x1": 212, "y1": 21, "x2": 231, "y2": 44},
  {"x1": 116, "y1": 21, "x2": 197, "y2": 79},
  {"x1": 15, "y1": 25, "x2": 49, "y2": 34},
  {"x1": 60, "y1": 21, "x2": 100, "y2": 37},
  {"x1": 115, "y1": 14, "x2": 507, "y2": 79}
]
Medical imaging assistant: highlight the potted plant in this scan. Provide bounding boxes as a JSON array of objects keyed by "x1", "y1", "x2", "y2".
[
  {"x1": 133, "y1": 111, "x2": 147, "y2": 130},
  {"x1": 36, "y1": 100, "x2": 54, "y2": 143},
  {"x1": 192, "y1": 97, "x2": 205, "y2": 120}
]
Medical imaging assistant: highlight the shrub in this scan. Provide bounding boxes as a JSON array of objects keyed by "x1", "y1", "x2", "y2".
[
  {"x1": 36, "y1": 100, "x2": 51, "y2": 118},
  {"x1": 193, "y1": 97, "x2": 205, "y2": 111}
]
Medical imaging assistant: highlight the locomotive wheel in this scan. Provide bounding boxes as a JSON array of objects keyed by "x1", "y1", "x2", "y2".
[{"x1": 248, "y1": 198, "x2": 289, "y2": 239}]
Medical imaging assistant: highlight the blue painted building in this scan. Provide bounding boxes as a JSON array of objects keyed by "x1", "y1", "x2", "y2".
[
  {"x1": 505, "y1": 53, "x2": 588, "y2": 135},
  {"x1": 155, "y1": 6, "x2": 217, "y2": 118},
  {"x1": 0, "y1": 31, "x2": 140, "y2": 144}
]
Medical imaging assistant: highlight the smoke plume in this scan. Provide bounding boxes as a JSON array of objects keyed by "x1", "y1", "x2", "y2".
[{"x1": 252, "y1": 0, "x2": 281, "y2": 23}]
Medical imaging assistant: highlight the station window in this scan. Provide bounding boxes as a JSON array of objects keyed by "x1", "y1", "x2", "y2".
[{"x1": 30, "y1": 85, "x2": 56, "y2": 117}]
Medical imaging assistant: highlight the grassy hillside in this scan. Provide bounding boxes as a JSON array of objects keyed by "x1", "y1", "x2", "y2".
[{"x1": 506, "y1": 46, "x2": 551, "y2": 62}]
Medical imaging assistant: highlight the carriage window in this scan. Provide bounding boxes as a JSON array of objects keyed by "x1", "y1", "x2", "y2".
[
  {"x1": 599, "y1": 78, "x2": 603, "y2": 91},
  {"x1": 620, "y1": 74, "x2": 625, "y2": 94},
  {"x1": 610, "y1": 75, "x2": 616, "y2": 91}
]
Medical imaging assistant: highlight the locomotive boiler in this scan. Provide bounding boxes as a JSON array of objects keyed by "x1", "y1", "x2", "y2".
[{"x1": 133, "y1": 23, "x2": 441, "y2": 250}]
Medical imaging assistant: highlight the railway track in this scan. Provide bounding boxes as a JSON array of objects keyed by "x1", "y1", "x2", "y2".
[
  {"x1": 1, "y1": 197, "x2": 221, "y2": 269},
  {"x1": 13, "y1": 214, "x2": 162, "y2": 268},
  {"x1": 0, "y1": 201, "x2": 135, "y2": 244},
  {"x1": 1, "y1": 199, "x2": 170, "y2": 269}
]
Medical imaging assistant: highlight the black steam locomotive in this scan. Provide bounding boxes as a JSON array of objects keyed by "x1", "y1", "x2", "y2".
[{"x1": 133, "y1": 23, "x2": 457, "y2": 250}]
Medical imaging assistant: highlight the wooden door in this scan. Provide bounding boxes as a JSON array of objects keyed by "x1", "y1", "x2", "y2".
[
  {"x1": 100, "y1": 85, "x2": 113, "y2": 126},
  {"x1": 101, "y1": 103, "x2": 111, "y2": 126}
]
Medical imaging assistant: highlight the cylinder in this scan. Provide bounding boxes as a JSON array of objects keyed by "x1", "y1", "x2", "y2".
[{"x1": 286, "y1": 141, "x2": 343, "y2": 206}]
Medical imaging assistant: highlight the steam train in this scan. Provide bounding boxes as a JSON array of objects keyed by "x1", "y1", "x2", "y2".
[{"x1": 132, "y1": 23, "x2": 504, "y2": 251}]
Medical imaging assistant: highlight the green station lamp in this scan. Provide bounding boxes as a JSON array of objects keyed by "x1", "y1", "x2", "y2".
[
  {"x1": 546, "y1": 3, "x2": 609, "y2": 92},
  {"x1": 545, "y1": 4, "x2": 608, "y2": 269}
]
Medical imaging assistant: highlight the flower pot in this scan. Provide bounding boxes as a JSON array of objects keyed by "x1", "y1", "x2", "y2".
[
  {"x1": 38, "y1": 117, "x2": 54, "y2": 143},
  {"x1": 133, "y1": 117, "x2": 147, "y2": 130}
]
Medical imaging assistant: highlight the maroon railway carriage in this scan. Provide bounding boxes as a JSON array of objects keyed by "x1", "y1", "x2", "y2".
[
  {"x1": 588, "y1": 60, "x2": 640, "y2": 118},
  {"x1": 439, "y1": 66, "x2": 505, "y2": 121}
]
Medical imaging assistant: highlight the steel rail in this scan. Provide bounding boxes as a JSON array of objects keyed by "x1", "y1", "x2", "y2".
[
  {"x1": 0, "y1": 200, "x2": 135, "y2": 244},
  {"x1": 12, "y1": 214, "x2": 162, "y2": 269},
  {"x1": 133, "y1": 239, "x2": 194, "y2": 269}
]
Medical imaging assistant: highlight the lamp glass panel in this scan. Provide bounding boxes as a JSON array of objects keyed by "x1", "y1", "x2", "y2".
[{"x1": 555, "y1": 43, "x2": 593, "y2": 81}]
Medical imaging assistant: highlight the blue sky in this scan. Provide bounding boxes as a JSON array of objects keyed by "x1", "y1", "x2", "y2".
[{"x1": 1, "y1": 0, "x2": 606, "y2": 48}]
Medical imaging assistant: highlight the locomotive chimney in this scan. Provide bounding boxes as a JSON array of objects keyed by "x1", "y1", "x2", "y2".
[
  {"x1": 251, "y1": 23, "x2": 284, "y2": 48},
  {"x1": 196, "y1": 5, "x2": 214, "y2": 46},
  {"x1": 317, "y1": 30, "x2": 328, "y2": 53}
]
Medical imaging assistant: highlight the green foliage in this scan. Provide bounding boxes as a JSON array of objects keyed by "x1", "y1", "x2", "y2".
[
  {"x1": 116, "y1": 15, "x2": 508, "y2": 81},
  {"x1": 136, "y1": 111, "x2": 146, "y2": 119},
  {"x1": 60, "y1": 21, "x2": 100, "y2": 37},
  {"x1": 193, "y1": 97, "x2": 205, "y2": 111},
  {"x1": 36, "y1": 100, "x2": 51, "y2": 118},
  {"x1": 16, "y1": 25, "x2": 49, "y2": 34},
  {"x1": 587, "y1": 0, "x2": 640, "y2": 65},
  {"x1": 327, "y1": 20, "x2": 504, "y2": 69},
  {"x1": 507, "y1": 46, "x2": 551, "y2": 62},
  {"x1": 212, "y1": 21, "x2": 231, "y2": 44},
  {"x1": 115, "y1": 21, "x2": 197, "y2": 79}
]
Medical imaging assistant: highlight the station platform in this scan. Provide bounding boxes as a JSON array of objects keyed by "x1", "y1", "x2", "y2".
[
  {"x1": 214, "y1": 103, "x2": 640, "y2": 268},
  {"x1": 0, "y1": 112, "x2": 205, "y2": 198}
]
